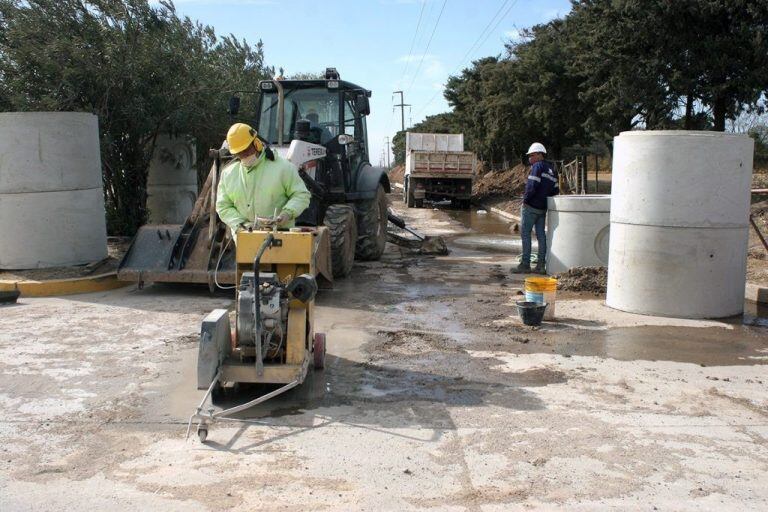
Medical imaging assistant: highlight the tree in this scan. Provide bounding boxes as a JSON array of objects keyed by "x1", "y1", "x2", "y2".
[
  {"x1": 748, "y1": 124, "x2": 768, "y2": 166},
  {"x1": 505, "y1": 19, "x2": 589, "y2": 158},
  {"x1": 288, "y1": 71, "x2": 325, "y2": 80},
  {"x1": 569, "y1": 0, "x2": 768, "y2": 133},
  {"x1": 568, "y1": 1, "x2": 676, "y2": 140},
  {"x1": 441, "y1": 21, "x2": 589, "y2": 163},
  {"x1": 445, "y1": 57, "x2": 508, "y2": 161},
  {"x1": 0, "y1": 0, "x2": 271, "y2": 234}
]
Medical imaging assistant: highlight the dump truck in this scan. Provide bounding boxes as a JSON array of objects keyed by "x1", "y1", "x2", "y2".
[
  {"x1": 403, "y1": 132, "x2": 476, "y2": 209},
  {"x1": 118, "y1": 68, "x2": 390, "y2": 287}
]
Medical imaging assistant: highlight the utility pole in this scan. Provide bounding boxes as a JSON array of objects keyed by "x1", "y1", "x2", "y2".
[
  {"x1": 384, "y1": 137, "x2": 391, "y2": 169},
  {"x1": 393, "y1": 91, "x2": 410, "y2": 133}
]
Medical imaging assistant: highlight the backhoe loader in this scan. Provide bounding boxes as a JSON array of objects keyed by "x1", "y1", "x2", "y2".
[{"x1": 118, "y1": 68, "x2": 390, "y2": 287}]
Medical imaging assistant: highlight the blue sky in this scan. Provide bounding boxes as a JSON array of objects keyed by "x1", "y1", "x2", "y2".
[{"x1": 167, "y1": 0, "x2": 571, "y2": 164}]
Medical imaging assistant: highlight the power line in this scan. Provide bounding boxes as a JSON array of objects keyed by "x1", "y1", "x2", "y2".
[
  {"x1": 407, "y1": 0, "x2": 449, "y2": 94},
  {"x1": 472, "y1": 0, "x2": 519, "y2": 59},
  {"x1": 454, "y1": 0, "x2": 513, "y2": 73},
  {"x1": 415, "y1": 0, "x2": 519, "y2": 118},
  {"x1": 388, "y1": 0, "x2": 427, "y2": 139},
  {"x1": 398, "y1": 0, "x2": 428, "y2": 87}
]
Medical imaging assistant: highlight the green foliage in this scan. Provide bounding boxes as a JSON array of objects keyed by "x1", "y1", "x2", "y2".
[
  {"x1": 569, "y1": 0, "x2": 768, "y2": 133},
  {"x1": 442, "y1": 22, "x2": 590, "y2": 162},
  {"x1": 749, "y1": 124, "x2": 768, "y2": 165},
  {"x1": 0, "y1": 0, "x2": 271, "y2": 235},
  {"x1": 402, "y1": 0, "x2": 768, "y2": 163},
  {"x1": 287, "y1": 71, "x2": 325, "y2": 80}
]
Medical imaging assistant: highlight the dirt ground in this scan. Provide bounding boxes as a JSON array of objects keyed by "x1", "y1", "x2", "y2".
[
  {"x1": 555, "y1": 266, "x2": 608, "y2": 294},
  {"x1": 1, "y1": 196, "x2": 767, "y2": 511},
  {"x1": 0, "y1": 238, "x2": 130, "y2": 281}
]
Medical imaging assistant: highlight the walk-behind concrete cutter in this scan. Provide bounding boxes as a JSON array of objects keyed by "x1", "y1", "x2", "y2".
[{"x1": 187, "y1": 223, "x2": 329, "y2": 442}]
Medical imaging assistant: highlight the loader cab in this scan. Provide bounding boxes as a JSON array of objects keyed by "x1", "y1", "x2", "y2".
[
  {"x1": 254, "y1": 76, "x2": 371, "y2": 160},
  {"x1": 228, "y1": 69, "x2": 390, "y2": 275}
]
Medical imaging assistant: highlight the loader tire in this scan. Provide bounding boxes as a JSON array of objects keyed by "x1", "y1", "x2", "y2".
[
  {"x1": 355, "y1": 184, "x2": 388, "y2": 261},
  {"x1": 324, "y1": 204, "x2": 357, "y2": 278}
]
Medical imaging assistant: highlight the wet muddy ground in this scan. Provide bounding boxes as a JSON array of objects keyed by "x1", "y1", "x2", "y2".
[{"x1": 1, "y1": 195, "x2": 767, "y2": 511}]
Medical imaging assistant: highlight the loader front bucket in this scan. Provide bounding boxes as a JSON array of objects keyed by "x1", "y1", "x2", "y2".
[
  {"x1": 386, "y1": 212, "x2": 449, "y2": 256},
  {"x1": 117, "y1": 223, "x2": 236, "y2": 288},
  {"x1": 117, "y1": 153, "x2": 237, "y2": 289},
  {"x1": 386, "y1": 231, "x2": 449, "y2": 255}
]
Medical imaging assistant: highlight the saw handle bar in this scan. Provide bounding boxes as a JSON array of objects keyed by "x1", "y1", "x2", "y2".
[{"x1": 252, "y1": 233, "x2": 277, "y2": 377}]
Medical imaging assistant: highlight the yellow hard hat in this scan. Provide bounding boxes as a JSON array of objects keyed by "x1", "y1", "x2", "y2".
[{"x1": 227, "y1": 123, "x2": 262, "y2": 154}]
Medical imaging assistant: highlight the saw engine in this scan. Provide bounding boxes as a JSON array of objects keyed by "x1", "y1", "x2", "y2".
[{"x1": 236, "y1": 271, "x2": 318, "y2": 363}]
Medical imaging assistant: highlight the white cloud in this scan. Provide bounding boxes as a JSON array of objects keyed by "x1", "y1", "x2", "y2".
[
  {"x1": 393, "y1": 54, "x2": 446, "y2": 92},
  {"x1": 504, "y1": 28, "x2": 524, "y2": 42},
  {"x1": 424, "y1": 58, "x2": 446, "y2": 79}
]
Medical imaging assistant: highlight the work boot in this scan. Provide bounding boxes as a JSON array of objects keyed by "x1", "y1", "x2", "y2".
[
  {"x1": 511, "y1": 262, "x2": 532, "y2": 274},
  {"x1": 534, "y1": 263, "x2": 547, "y2": 275}
]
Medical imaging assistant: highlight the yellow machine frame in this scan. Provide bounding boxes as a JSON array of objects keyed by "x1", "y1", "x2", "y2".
[
  {"x1": 189, "y1": 227, "x2": 330, "y2": 442},
  {"x1": 224, "y1": 229, "x2": 325, "y2": 384}
]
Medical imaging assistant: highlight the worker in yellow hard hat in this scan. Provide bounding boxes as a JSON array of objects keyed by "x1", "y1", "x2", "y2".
[{"x1": 216, "y1": 123, "x2": 310, "y2": 241}]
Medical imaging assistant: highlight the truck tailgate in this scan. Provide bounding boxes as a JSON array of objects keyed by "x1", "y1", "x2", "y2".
[{"x1": 408, "y1": 151, "x2": 476, "y2": 178}]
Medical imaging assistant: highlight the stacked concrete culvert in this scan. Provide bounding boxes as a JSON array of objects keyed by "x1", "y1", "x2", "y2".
[
  {"x1": 607, "y1": 130, "x2": 754, "y2": 318},
  {"x1": 146, "y1": 134, "x2": 197, "y2": 224},
  {"x1": 0, "y1": 112, "x2": 108, "y2": 269}
]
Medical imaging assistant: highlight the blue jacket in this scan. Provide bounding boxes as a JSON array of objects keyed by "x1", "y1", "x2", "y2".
[{"x1": 523, "y1": 160, "x2": 559, "y2": 210}]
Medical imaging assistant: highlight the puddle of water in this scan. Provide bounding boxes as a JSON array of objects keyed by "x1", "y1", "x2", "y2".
[
  {"x1": 445, "y1": 208, "x2": 516, "y2": 234},
  {"x1": 541, "y1": 324, "x2": 768, "y2": 366},
  {"x1": 451, "y1": 234, "x2": 534, "y2": 254},
  {"x1": 743, "y1": 300, "x2": 768, "y2": 327}
]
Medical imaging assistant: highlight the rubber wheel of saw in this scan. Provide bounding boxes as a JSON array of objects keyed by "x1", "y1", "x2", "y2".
[
  {"x1": 355, "y1": 184, "x2": 388, "y2": 261},
  {"x1": 324, "y1": 204, "x2": 357, "y2": 278},
  {"x1": 313, "y1": 332, "x2": 326, "y2": 370}
]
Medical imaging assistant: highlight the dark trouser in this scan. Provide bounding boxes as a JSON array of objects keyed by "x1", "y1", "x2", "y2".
[{"x1": 521, "y1": 204, "x2": 546, "y2": 267}]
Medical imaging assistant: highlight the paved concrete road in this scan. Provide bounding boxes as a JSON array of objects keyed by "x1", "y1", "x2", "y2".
[{"x1": 1, "y1": 197, "x2": 767, "y2": 511}]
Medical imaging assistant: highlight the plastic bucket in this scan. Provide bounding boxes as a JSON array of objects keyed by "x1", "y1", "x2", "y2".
[
  {"x1": 524, "y1": 277, "x2": 557, "y2": 320},
  {"x1": 516, "y1": 301, "x2": 548, "y2": 326}
]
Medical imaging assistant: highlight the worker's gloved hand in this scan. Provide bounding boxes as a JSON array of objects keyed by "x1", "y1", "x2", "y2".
[{"x1": 275, "y1": 212, "x2": 291, "y2": 226}]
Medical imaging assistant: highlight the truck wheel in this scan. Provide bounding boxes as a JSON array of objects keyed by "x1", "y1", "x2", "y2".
[
  {"x1": 355, "y1": 184, "x2": 388, "y2": 261},
  {"x1": 324, "y1": 204, "x2": 357, "y2": 278},
  {"x1": 406, "y1": 179, "x2": 415, "y2": 208},
  {"x1": 414, "y1": 198, "x2": 424, "y2": 208}
]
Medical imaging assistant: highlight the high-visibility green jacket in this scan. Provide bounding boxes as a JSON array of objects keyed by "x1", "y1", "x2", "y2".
[{"x1": 216, "y1": 151, "x2": 311, "y2": 238}]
